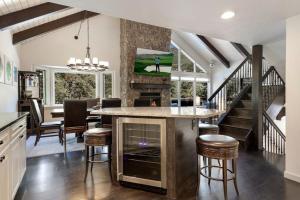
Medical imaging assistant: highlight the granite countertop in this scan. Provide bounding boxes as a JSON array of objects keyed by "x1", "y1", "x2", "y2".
[
  {"x1": 0, "y1": 112, "x2": 29, "y2": 133},
  {"x1": 91, "y1": 107, "x2": 223, "y2": 119}
]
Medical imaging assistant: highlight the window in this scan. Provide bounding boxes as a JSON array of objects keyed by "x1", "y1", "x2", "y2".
[
  {"x1": 196, "y1": 81, "x2": 208, "y2": 106},
  {"x1": 103, "y1": 73, "x2": 113, "y2": 98},
  {"x1": 180, "y1": 51, "x2": 194, "y2": 72},
  {"x1": 54, "y1": 72, "x2": 96, "y2": 104},
  {"x1": 170, "y1": 42, "x2": 178, "y2": 71},
  {"x1": 171, "y1": 76, "x2": 208, "y2": 107}
]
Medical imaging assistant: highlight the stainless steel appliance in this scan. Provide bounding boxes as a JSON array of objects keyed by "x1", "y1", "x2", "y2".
[{"x1": 117, "y1": 117, "x2": 166, "y2": 188}]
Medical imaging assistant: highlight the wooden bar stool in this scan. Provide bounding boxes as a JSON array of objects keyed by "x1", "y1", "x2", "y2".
[
  {"x1": 196, "y1": 134, "x2": 239, "y2": 200},
  {"x1": 84, "y1": 128, "x2": 112, "y2": 182},
  {"x1": 199, "y1": 123, "x2": 220, "y2": 174}
]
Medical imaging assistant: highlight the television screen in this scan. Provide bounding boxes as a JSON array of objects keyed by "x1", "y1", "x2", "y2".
[{"x1": 134, "y1": 48, "x2": 174, "y2": 77}]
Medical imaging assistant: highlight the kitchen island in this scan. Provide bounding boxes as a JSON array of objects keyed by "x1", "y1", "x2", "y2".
[{"x1": 91, "y1": 107, "x2": 222, "y2": 200}]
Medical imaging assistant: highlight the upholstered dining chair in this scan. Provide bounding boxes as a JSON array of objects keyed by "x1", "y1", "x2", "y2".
[
  {"x1": 63, "y1": 100, "x2": 87, "y2": 155},
  {"x1": 30, "y1": 99, "x2": 63, "y2": 146},
  {"x1": 101, "y1": 98, "x2": 121, "y2": 127}
]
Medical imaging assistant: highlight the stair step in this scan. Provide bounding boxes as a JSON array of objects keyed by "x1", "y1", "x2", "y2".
[
  {"x1": 219, "y1": 132, "x2": 248, "y2": 142},
  {"x1": 231, "y1": 108, "x2": 252, "y2": 117},
  {"x1": 219, "y1": 124, "x2": 250, "y2": 136},
  {"x1": 227, "y1": 115, "x2": 252, "y2": 120},
  {"x1": 224, "y1": 116, "x2": 252, "y2": 128},
  {"x1": 240, "y1": 100, "x2": 252, "y2": 108}
]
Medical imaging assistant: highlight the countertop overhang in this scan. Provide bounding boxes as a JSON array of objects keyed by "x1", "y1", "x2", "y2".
[
  {"x1": 91, "y1": 107, "x2": 223, "y2": 119},
  {"x1": 0, "y1": 112, "x2": 29, "y2": 133}
]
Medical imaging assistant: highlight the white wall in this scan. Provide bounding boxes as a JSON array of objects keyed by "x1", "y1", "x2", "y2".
[
  {"x1": 210, "y1": 60, "x2": 244, "y2": 93},
  {"x1": 264, "y1": 39, "x2": 286, "y2": 80},
  {"x1": 20, "y1": 15, "x2": 121, "y2": 97},
  {"x1": 0, "y1": 30, "x2": 20, "y2": 112},
  {"x1": 284, "y1": 14, "x2": 300, "y2": 183}
]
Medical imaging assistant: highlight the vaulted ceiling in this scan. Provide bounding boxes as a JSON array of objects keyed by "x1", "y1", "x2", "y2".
[
  {"x1": 0, "y1": 0, "x2": 98, "y2": 44},
  {"x1": 47, "y1": 0, "x2": 300, "y2": 45}
]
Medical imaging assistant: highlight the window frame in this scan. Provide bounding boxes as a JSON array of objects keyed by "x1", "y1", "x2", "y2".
[{"x1": 34, "y1": 65, "x2": 115, "y2": 106}]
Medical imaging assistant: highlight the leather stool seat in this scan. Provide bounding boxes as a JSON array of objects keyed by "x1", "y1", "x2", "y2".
[{"x1": 196, "y1": 134, "x2": 239, "y2": 200}]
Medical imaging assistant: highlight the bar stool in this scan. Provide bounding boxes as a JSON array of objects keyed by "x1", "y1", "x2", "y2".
[
  {"x1": 196, "y1": 134, "x2": 239, "y2": 200},
  {"x1": 199, "y1": 123, "x2": 220, "y2": 173},
  {"x1": 84, "y1": 128, "x2": 112, "y2": 182}
]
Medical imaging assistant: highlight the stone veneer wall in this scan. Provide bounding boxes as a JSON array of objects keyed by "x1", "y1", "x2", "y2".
[{"x1": 120, "y1": 19, "x2": 172, "y2": 107}]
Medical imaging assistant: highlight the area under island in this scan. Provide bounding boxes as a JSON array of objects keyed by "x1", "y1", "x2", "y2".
[{"x1": 91, "y1": 107, "x2": 222, "y2": 200}]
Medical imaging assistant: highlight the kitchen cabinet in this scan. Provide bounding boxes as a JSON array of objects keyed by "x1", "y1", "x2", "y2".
[{"x1": 0, "y1": 116, "x2": 27, "y2": 200}]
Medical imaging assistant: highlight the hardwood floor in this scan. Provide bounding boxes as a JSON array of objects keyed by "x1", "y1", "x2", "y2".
[{"x1": 15, "y1": 150, "x2": 300, "y2": 200}]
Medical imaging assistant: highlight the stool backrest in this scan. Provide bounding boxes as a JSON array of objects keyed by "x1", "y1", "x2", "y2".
[{"x1": 64, "y1": 100, "x2": 87, "y2": 128}]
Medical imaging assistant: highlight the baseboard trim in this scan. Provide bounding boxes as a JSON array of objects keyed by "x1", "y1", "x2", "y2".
[{"x1": 284, "y1": 171, "x2": 300, "y2": 183}]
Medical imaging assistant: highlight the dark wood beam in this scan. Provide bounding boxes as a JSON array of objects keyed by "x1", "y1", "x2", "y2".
[
  {"x1": 0, "y1": 2, "x2": 69, "y2": 30},
  {"x1": 231, "y1": 42, "x2": 251, "y2": 58},
  {"x1": 13, "y1": 11, "x2": 99, "y2": 44},
  {"x1": 252, "y1": 45, "x2": 263, "y2": 151},
  {"x1": 197, "y1": 35, "x2": 230, "y2": 68}
]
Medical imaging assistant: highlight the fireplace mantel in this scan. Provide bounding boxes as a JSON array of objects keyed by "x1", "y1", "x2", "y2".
[{"x1": 130, "y1": 83, "x2": 171, "y2": 90}]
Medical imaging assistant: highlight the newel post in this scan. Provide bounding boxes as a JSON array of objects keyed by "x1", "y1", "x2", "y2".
[{"x1": 252, "y1": 45, "x2": 263, "y2": 150}]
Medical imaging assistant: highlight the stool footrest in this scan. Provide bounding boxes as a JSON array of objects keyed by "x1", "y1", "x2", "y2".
[{"x1": 200, "y1": 165, "x2": 236, "y2": 182}]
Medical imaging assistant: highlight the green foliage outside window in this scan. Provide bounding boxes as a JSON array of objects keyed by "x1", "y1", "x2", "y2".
[
  {"x1": 104, "y1": 74, "x2": 112, "y2": 98},
  {"x1": 55, "y1": 73, "x2": 96, "y2": 104}
]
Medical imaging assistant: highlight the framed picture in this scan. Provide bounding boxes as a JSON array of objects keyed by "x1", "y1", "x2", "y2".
[
  {"x1": 13, "y1": 62, "x2": 18, "y2": 86},
  {"x1": 4, "y1": 55, "x2": 13, "y2": 85},
  {"x1": 134, "y1": 48, "x2": 174, "y2": 77},
  {"x1": 0, "y1": 53, "x2": 4, "y2": 83}
]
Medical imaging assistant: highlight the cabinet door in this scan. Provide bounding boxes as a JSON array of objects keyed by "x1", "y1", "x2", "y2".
[
  {"x1": 0, "y1": 147, "x2": 10, "y2": 200},
  {"x1": 19, "y1": 131, "x2": 26, "y2": 179},
  {"x1": 10, "y1": 137, "x2": 20, "y2": 198}
]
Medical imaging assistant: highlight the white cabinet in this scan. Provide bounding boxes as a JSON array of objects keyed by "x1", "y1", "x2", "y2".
[
  {"x1": 0, "y1": 117, "x2": 26, "y2": 200},
  {"x1": 0, "y1": 146, "x2": 10, "y2": 200}
]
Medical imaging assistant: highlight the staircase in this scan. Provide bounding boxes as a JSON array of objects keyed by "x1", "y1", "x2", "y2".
[
  {"x1": 218, "y1": 86, "x2": 253, "y2": 149},
  {"x1": 208, "y1": 57, "x2": 285, "y2": 152}
]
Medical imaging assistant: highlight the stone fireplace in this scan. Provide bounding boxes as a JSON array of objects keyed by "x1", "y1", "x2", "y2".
[{"x1": 120, "y1": 19, "x2": 172, "y2": 107}]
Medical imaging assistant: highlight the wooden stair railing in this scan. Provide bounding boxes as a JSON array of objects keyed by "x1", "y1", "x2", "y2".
[
  {"x1": 262, "y1": 66, "x2": 285, "y2": 110},
  {"x1": 263, "y1": 111, "x2": 286, "y2": 155},
  {"x1": 208, "y1": 57, "x2": 252, "y2": 112}
]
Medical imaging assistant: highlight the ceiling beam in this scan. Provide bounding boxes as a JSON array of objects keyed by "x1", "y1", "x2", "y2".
[
  {"x1": 197, "y1": 35, "x2": 230, "y2": 68},
  {"x1": 231, "y1": 42, "x2": 251, "y2": 58},
  {"x1": 0, "y1": 2, "x2": 69, "y2": 30},
  {"x1": 13, "y1": 11, "x2": 99, "y2": 44}
]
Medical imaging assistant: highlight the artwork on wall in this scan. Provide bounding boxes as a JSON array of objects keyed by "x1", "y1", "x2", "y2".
[
  {"x1": 0, "y1": 53, "x2": 4, "y2": 83},
  {"x1": 134, "y1": 48, "x2": 174, "y2": 77},
  {"x1": 4, "y1": 55, "x2": 13, "y2": 85},
  {"x1": 13, "y1": 62, "x2": 18, "y2": 86}
]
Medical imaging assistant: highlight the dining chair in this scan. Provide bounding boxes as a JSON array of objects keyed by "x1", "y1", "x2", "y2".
[
  {"x1": 86, "y1": 98, "x2": 101, "y2": 128},
  {"x1": 63, "y1": 100, "x2": 87, "y2": 154},
  {"x1": 101, "y1": 98, "x2": 121, "y2": 127},
  {"x1": 30, "y1": 99, "x2": 63, "y2": 146}
]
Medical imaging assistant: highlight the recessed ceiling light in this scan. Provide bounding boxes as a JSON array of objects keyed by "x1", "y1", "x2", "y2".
[{"x1": 221, "y1": 11, "x2": 235, "y2": 20}]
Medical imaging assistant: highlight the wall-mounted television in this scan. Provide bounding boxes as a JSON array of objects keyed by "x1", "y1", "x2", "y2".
[{"x1": 134, "y1": 48, "x2": 174, "y2": 77}]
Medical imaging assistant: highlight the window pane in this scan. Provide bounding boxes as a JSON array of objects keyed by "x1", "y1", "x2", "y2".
[
  {"x1": 180, "y1": 51, "x2": 194, "y2": 72},
  {"x1": 170, "y1": 43, "x2": 178, "y2": 71},
  {"x1": 180, "y1": 81, "x2": 193, "y2": 106},
  {"x1": 196, "y1": 64, "x2": 205, "y2": 73},
  {"x1": 104, "y1": 73, "x2": 112, "y2": 98},
  {"x1": 54, "y1": 73, "x2": 96, "y2": 104},
  {"x1": 196, "y1": 82, "x2": 207, "y2": 106}
]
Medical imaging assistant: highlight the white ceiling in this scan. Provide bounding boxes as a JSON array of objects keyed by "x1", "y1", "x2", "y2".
[
  {"x1": 173, "y1": 30, "x2": 244, "y2": 66},
  {"x1": 48, "y1": 0, "x2": 300, "y2": 45}
]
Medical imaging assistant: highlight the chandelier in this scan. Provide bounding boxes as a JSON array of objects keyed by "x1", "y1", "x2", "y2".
[{"x1": 67, "y1": 12, "x2": 109, "y2": 72}]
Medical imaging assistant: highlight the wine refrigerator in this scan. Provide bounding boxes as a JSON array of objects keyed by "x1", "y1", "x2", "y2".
[{"x1": 117, "y1": 117, "x2": 167, "y2": 189}]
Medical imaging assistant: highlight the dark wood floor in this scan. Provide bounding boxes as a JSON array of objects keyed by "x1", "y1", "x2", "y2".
[{"x1": 15, "y1": 150, "x2": 300, "y2": 200}]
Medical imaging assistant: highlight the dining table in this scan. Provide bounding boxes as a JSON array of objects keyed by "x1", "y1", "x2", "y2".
[{"x1": 50, "y1": 108, "x2": 95, "y2": 118}]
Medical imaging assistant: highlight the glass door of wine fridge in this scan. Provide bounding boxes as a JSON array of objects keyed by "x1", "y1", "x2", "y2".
[{"x1": 117, "y1": 117, "x2": 166, "y2": 188}]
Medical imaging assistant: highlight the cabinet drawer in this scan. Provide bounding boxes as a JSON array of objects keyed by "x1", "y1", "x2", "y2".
[
  {"x1": 0, "y1": 129, "x2": 10, "y2": 153},
  {"x1": 11, "y1": 118, "x2": 26, "y2": 139}
]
